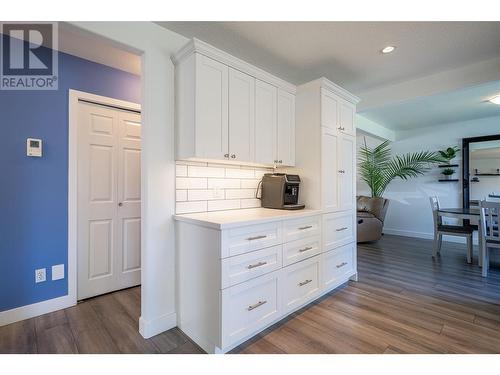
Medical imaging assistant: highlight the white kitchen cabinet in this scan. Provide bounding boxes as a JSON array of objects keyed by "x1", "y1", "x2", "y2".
[
  {"x1": 194, "y1": 54, "x2": 229, "y2": 160},
  {"x1": 175, "y1": 209, "x2": 355, "y2": 353},
  {"x1": 321, "y1": 127, "x2": 339, "y2": 212},
  {"x1": 173, "y1": 39, "x2": 296, "y2": 167},
  {"x1": 255, "y1": 80, "x2": 277, "y2": 165},
  {"x1": 228, "y1": 68, "x2": 255, "y2": 162},
  {"x1": 277, "y1": 89, "x2": 296, "y2": 166},
  {"x1": 338, "y1": 134, "x2": 356, "y2": 211},
  {"x1": 321, "y1": 87, "x2": 355, "y2": 137}
]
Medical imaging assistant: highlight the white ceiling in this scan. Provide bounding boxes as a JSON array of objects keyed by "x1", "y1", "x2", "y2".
[
  {"x1": 359, "y1": 80, "x2": 500, "y2": 131},
  {"x1": 160, "y1": 22, "x2": 500, "y2": 93}
]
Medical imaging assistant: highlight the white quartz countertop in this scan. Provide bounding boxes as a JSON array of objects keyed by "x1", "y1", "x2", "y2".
[{"x1": 174, "y1": 207, "x2": 322, "y2": 229}]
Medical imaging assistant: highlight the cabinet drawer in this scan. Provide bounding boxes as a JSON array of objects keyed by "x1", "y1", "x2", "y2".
[
  {"x1": 282, "y1": 255, "x2": 321, "y2": 313},
  {"x1": 283, "y1": 236, "x2": 321, "y2": 267},
  {"x1": 221, "y1": 245, "x2": 282, "y2": 289},
  {"x1": 323, "y1": 243, "x2": 355, "y2": 289},
  {"x1": 283, "y1": 215, "x2": 321, "y2": 243},
  {"x1": 221, "y1": 222, "x2": 282, "y2": 258},
  {"x1": 221, "y1": 270, "x2": 280, "y2": 347},
  {"x1": 323, "y1": 211, "x2": 355, "y2": 250}
]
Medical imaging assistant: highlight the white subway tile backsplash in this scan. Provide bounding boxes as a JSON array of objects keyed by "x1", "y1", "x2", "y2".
[
  {"x1": 176, "y1": 190, "x2": 188, "y2": 202},
  {"x1": 188, "y1": 165, "x2": 225, "y2": 178},
  {"x1": 240, "y1": 179, "x2": 260, "y2": 189},
  {"x1": 225, "y1": 189, "x2": 256, "y2": 199},
  {"x1": 207, "y1": 178, "x2": 240, "y2": 189},
  {"x1": 240, "y1": 198, "x2": 262, "y2": 209},
  {"x1": 225, "y1": 167, "x2": 255, "y2": 179},
  {"x1": 188, "y1": 189, "x2": 224, "y2": 201},
  {"x1": 176, "y1": 177, "x2": 207, "y2": 189},
  {"x1": 208, "y1": 199, "x2": 241, "y2": 211},
  {"x1": 176, "y1": 201, "x2": 208, "y2": 214},
  {"x1": 176, "y1": 161, "x2": 272, "y2": 214},
  {"x1": 176, "y1": 164, "x2": 188, "y2": 177}
]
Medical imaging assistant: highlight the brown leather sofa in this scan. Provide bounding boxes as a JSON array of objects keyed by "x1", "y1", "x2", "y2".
[{"x1": 357, "y1": 196, "x2": 390, "y2": 243}]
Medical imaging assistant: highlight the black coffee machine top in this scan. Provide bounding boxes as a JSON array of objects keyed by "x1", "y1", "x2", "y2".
[{"x1": 260, "y1": 173, "x2": 305, "y2": 210}]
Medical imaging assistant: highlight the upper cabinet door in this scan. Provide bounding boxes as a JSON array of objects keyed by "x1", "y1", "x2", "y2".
[
  {"x1": 339, "y1": 100, "x2": 355, "y2": 136},
  {"x1": 277, "y1": 89, "x2": 295, "y2": 166},
  {"x1": 321, "y1": 88, "x2": 339, "y2": 131},
  {"x1": 321, "y1": 127, "x2": 339, "y2": 212},
  {"x1": 228, "y1": 68, "x2": 255, "y2": 163},
  {"x1": 195, "y1": 54, "x2": 229, "y2": 159},
  {"x1": 339, "y1": 135, "x2": 355, "y2": 211},
  {"x1": 255, "y1": 80, "x2": 277, "y2": 165}
]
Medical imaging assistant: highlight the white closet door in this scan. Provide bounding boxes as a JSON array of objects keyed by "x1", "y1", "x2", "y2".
[
  {"x1": 321, "y1": 127, "x2": 339, "y2": 212},
  {"x1": 228, "y1": 67, "x2": 255, "y2": 162},
  {"x1": 339, "y1": 100, "x2": 355, "y2": 136},
  {"x1": 77, "y1": 101, "x2": 141, "y2": 300},
  {"x1": 255, "y1": 80, "x2": 277, "y2": 165},
  {"x1": 116, "y1": 111, "x2": 142, "y2": 290}
]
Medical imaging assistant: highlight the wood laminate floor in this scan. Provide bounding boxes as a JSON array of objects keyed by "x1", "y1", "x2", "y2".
[{"x1": 1, "y1": 234, "x2": 500, "y2": 354}]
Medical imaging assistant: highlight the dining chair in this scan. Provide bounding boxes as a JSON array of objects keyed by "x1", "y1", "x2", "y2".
[
  {"x1": 429, "y1": 196, "x2": 473, "y2": 263},
  {"x1": 479, "y1": 200, "x2": 500, "y2": 277}
]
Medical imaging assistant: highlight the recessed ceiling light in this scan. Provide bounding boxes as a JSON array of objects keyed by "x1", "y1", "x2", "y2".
[
  {"x1": 381, "y1": 46, "x2": 396, "y2": 54},
  {"x1": 489, "y1": 95, "x2": 500, "y2": 105}
]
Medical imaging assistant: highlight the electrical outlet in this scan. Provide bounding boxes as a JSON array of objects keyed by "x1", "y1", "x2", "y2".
[{"x1": 35, "y1": 268, "x2": 46, "y2": 283}]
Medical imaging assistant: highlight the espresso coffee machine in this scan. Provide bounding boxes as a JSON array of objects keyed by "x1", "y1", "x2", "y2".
[{"x1": 260, "y1": 173, "x2": 305, "y2": 210}]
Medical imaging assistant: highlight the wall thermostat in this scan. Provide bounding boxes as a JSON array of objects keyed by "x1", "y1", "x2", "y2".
[{"x1": 27, "y1": 138, "x2": 42, "y2": 157}]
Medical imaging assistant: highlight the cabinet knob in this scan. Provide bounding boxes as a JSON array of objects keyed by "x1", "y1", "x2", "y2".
[
  {"x1": 230, "y1": 154, "x2": 236, "y2": 159},
  {"x1": 224, "y1": 153, "x2": 229, "y2": 158},
  {"x1": 279, "y1": 160, "x2": 282, "y2": 164},
  {"x1": 118, "y1": 202, "x2": 123, "y2": 207}
]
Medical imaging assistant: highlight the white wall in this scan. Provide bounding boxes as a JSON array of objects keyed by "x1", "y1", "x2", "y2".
[
  {"x1": 357, "y1": 115, "x2": 500, "y2": 241},
  {"x1": 70, "y1": 22, "x2": 188, "y2": 338}
]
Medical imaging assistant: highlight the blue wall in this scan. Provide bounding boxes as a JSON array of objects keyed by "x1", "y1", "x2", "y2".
[{"x1": 0, "y1": 51, "x2": 141, "y2": 311}]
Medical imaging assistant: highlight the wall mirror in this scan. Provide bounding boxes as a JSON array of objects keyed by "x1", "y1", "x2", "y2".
[{"x1": 462, "y1": 134, "x2": 500, "y2": 208}]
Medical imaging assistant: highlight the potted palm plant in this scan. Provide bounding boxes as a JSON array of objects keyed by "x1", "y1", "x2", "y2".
[{"x1": 358, "y1": 139, "x2": 443, "y2": 198}]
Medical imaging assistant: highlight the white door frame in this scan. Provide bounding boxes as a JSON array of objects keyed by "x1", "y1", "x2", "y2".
[{"x1": 68, "y1": 89, "x2": 141, "y2": 305}]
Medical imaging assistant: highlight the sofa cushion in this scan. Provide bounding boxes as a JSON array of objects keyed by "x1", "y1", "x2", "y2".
[{"x1": 357, "y1": 211, "x2": 376, "y2": 219}]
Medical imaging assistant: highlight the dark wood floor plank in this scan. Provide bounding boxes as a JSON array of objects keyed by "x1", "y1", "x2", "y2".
[
  {"x1": 0, "y1": 319, "x2": 37, "y2": 354},
  {"x1": 65, "y1": 301, "x2": 119, "y2": 354},
  {"x1": 89, "y1": 293, "x2": 158, "y2": 354}
]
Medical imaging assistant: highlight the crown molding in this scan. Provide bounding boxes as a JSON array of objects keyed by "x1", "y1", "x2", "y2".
[
  {"x1": 172, "y1": 38, "x2": 296, "y2": 94},
  {"x1": 298, "y1": 77, "x2": 360, "y2": 104}
]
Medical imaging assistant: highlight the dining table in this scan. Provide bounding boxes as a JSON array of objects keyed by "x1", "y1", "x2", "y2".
[{"x1": 437, "y1": 207, "x2": 483, "y2": 266}]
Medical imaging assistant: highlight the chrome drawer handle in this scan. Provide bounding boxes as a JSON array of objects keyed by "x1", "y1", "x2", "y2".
[
  {"x1": 336, "y1": 262, "x2": 348, "y2": 268},
  {"x1": 299, "y1": 246, "x2": 313, "y2": 253},
  {"x1": 336, "y1": 227, "x2": 348, "y2": 232},
  {"x1": 246, "y1": 235, "x2": 267, "y2": 241},
  {"x1": 298, "y1": 225, "x2": 313, "y2": 230},
  {"x1": 299, "y1": 279, "x2": 313, "y2": 287},
  {"x1": 247, "y1": 261, "x2": 267, "y2": 269},
  {"x1": 247, "y1": 300, "x2": 267, "y2": 311}
]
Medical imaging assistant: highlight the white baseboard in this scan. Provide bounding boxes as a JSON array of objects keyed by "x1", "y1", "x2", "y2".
[
  {"x1": 383, "y1": 227, "x2": 478, "y2": 245},
  {"x1": 0, "y1": 294, "x2": 75, "y2": 327},
  {"x1": 139, "y1": 311, "x2": 177, "y2": 339}
]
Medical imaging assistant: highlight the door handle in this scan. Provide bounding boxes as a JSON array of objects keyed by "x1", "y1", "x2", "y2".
[
  {"x1": 247, "y1": 261, "x2": 267, "y2": 269},
  {"x1": 299, "y1": 246, "x2": 313, "y2": 253},
  {"x1": 336, "y1": 227, "x2": 348, "y2": 232},
  {"x1": 246, "y1": 235, "x2": 267, "y2": 241},
  {"x1": 298, "y1": 279, "x2": 312, "y2": 287},
  {"x1": 247, "y1": 300, "x2": 267, "y2": 311}
]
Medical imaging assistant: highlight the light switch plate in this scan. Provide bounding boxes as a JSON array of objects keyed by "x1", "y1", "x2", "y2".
[
  {"x1": 35, "y1": 268, "x2": 46, "y2": 283},
  {"x1": 52, "y1": 264, "x2": 65, "y2": 281}
]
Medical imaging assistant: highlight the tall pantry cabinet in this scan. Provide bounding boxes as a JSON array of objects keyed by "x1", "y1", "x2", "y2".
[{"x1": 295, "y1": 78, "x2": 360, "y2": 286}]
